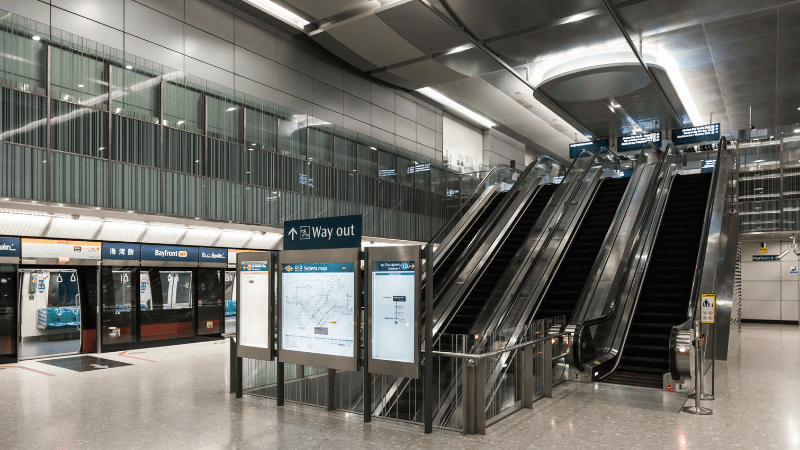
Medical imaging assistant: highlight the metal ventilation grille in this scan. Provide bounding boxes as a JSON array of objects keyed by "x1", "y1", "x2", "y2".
[
  {"x1": 181, "y1": 228, "x2": 222, "y2": 246},
  {"x1": 730, "y1": 233, "x2": 742, "y2": 357},
  {"x1": 0, "y1": 210, "x2": 50, "y2": 236},
  {"x1": 95, "y1": 220, "x2": 148, "y2": 242},
  {"x1": 215, "y1": 231, "x2": 253, "y2": 248},
  {"x1": 139, "y1": 224, "x2": 186, "y2": 244},
  {"x1": 45, "y1": 217, "x2": 103, "y2": 239},
  {"x1": 738, "y1": 141, "x2": 780, "y2": 232}
]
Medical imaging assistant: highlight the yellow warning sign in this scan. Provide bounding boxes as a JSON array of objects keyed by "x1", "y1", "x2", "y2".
[
  {"x1": 701, "y1": 293, "x2": 715, "y2": 324},
  {"x1": 759, "y1": 247, "x2": 768, "y2": 253},
  {"x1": 666, "y1": 384, "x2": 673, "y2": 392}
]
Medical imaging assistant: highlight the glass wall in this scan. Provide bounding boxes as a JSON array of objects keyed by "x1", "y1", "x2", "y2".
[{"x1": 0, "y1": 10, "x2": 468, "y2": 242}]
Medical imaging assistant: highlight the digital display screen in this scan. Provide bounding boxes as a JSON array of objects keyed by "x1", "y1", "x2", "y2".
[
  {"x1": 281, "y1": 262, "x2": 355, "y2": 357},
  {"x1": 617, "y1": 132, "x2": 662, "y2": 152},
  {"x1": 569, "y1": 139, "x2": 609, "y2": 158},
  {"x1": 371, "y1": 261, "x2": 416, "y2": 363},
  {"x1": 671, "y1": 124, "x2": 720, "y2": 145},
  {"x1": 240, "y1": 263, "x2": 270, "y2": 349}
]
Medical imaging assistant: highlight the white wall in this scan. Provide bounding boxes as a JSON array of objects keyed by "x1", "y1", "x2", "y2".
[
  {"x1": 741, "y1": 240, "x2": 799, "y2": 322},
  {"x1": 2, "y1": 0, "x2": 445, "y2": 161},
  {"x1": 443, "y1": 114, "x2": 483, "y2": 172}
]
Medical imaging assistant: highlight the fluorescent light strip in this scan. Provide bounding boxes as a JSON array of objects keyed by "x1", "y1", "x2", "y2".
[
  {"x1": 244, "y1": 0, "x2": 310, "y2": 29},
  {"x1": 417, "y1": 87, "x2": 496, "y2": 128}
]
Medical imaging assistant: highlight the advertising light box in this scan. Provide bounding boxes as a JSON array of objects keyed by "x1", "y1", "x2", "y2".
[
  {"x1": 278, "y1": 248, "x2": 360, "y2": 371},
  {"x1": 236, "y1": 252, "x2": 274, "y2": 361},
  {"x1": 366, "y1": 246, "x2": 421, "y2": 379}
]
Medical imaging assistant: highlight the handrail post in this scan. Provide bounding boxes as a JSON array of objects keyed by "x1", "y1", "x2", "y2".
[
  {"x1": 475, "y1": 358, "x2": 486, "y2": 435},
  {"x1": 543, "y1": 338, "x2": 553, "y2": 398},
  {"x1": 463, "y1": 357, "x2": 478, "y2": 435},
  {"x1": 683, "y1": 321, "x2": 712, "y2": 415},
  {"x1": 523, "y1": 343, "x2": 534, "y2": 408}
]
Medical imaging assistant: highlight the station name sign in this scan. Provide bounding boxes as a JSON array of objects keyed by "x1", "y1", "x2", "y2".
[
  {"x1": 752, "y1": 255, "x2": 779, "y2": 261},
  {"x1": 0, "y1": 237, "x2": 20, "y2": 257},
  {"x1": 283, "y1": 215, "x2": 362, "y2": 250},
  {"x1": 199, "y1": 247, "x2": 228, "y2": 263},
  {"x1": 569, "y1": 139, "x2": 609, "y2": 159},
  {"x1": 141, "y1": 245, "x2": 199, "y2": 262},
  {"x1": 672, "y1": 124, "x2": 720, "y2": 145},
  {"x1": 617, "y1": 132, "x2": 662, "y2": 152},
  {"x1": 102, "y1": 242, "x2": 140, "y2": 260}
]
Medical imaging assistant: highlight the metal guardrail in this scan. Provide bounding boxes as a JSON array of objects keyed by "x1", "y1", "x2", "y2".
[{"x1": 432, "y1": 331, "x2": 572, "y2": 435}]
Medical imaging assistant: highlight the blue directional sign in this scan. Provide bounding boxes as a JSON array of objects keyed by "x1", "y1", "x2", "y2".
[
  {"x1": 569, "y1": 139, "x2": 609, "y2": 158},
  {"x1": 283, "y1": 215, "x2": 362, "y2": 250},
  {"x1": 671, "y1": 124, "x2": 720, "y2": 145},
  {"x1": 0, "y1": 237, "x2": 21, "y2": 257}
]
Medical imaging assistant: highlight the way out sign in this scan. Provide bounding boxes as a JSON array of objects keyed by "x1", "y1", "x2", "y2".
[
  {"x1": 700, "y1": 293, "x2": 715, "y2": 324},
  {"x1": 283, "y1": 215, "x2": 362, "y2": 250}
]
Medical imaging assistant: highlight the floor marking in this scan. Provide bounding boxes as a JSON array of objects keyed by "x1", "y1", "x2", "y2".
[
  {"x1": 0, "y1": 366, "x2": 56, "y2": 376},
  {"x1": 119, "y1": 351, "x2": 156, "y2": 362}
]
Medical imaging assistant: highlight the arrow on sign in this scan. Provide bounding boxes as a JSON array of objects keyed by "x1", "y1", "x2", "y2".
[
  {"x1": 90, "y1": 364, "x2": 109, "y2": 369},
  {"x1": 288, "y1": 228, "x2": 298, "y2": 240}
]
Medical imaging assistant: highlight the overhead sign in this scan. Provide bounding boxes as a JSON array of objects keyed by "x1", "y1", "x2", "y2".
[
  {"x1": 102, "y1": 242, "x2": 140, "y2": 260},
  {"x1": 759, "y1": 247, "x2": 768, "y2": 253},
  {"x1": 199, "y1": 247, "x2": 228, "y2": 264},
  {"x1": 22, "y1": 238, "x2": 101, "y2": 260},
  {"x1": 700, "y1": 293, "x2": 715, "y2": 324},
  {"x1": 569, "y1": 139, "x2": 609, "y2": 158},
  {"x1": 140, "y1": 245, "x2": 198, "y2": 262},
  {"x1": 753, "y1": 255, "x2": 779, "y2": 261},
  {"x1": 0, "y1": 237, "x2": 21, "y2": 257},
  {"x1": 283, "y1": 215, "x2": 362, "y2": 250},
  {"x1": 671, "y1": 124, "x2": 720, "y2": 145},
  {"x1": 617, "y1": 132, "x2": 662, "y2": 152},
  {"x1": 701, "y1": 160, "x2": 716, "y2": 173}
]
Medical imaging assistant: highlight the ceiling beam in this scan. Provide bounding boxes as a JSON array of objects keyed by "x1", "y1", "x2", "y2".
[
  {"x1": 600, "y1": 0, "x2": 683, "y2": 126},
  {"x1": 415, "y1": 0, "x2": 596, "y2": 140}
]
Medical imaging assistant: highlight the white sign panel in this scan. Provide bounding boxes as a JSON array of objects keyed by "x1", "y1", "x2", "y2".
[
  {"x1": 240, "y1": 262, "x2": 271, "y2": 349},
  {"x1": 701, "y1": 293, "x2": 715, "y2": 324},
  {"x1": 22, "y1": 238, "x2": 101, "y2": 260},
  {"x1": 371, "y1": 260, "x2": 416, "y2": 363},
  {"x1": 281, "y1": 262, "x2": 355, "y2": 357}
]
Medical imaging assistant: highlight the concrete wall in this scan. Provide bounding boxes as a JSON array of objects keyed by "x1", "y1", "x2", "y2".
[
  {"x1": 741, "y1": 240, "x2": 799, "y2": 322},
  {"x1": 3, "y1": 0, "x2": 444, "y2": 161}
]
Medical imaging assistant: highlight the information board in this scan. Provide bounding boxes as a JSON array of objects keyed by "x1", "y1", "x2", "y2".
[
  {"x1": 700, "y1": 293, "x2": 715, "y2": 324},
  {"x1": 236, "y1": 252, "x2": 273, "y2": 361},
  {"x1": 22, "y1": 238, "x2": 101, "y2": 262},
  {"x1": 617, "y1": 132, "x2": 661, "y2": 152},
  {"x1": 569, "y1": 139, "x2": 609, "y2": 159},
  {"x1": 278, "y1": 248, "x2": 359, "y2": 371},
  {"x1": 366, "y1": 246, "x2": 420, "y2": 379},
  {"x1": 671, "y1": 124, "x2": 720, "y2": 145}
]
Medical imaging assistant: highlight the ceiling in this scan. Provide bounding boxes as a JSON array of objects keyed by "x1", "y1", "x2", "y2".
[{"x1": 235, "y1": 0, "x2": 800, "y2": 160}]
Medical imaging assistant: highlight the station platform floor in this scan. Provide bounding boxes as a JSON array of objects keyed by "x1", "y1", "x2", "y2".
[{"x1": 0, "y1": 323, "x2": 798, "y2": 449}]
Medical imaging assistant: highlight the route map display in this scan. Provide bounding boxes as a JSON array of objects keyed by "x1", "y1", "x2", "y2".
[
  {"x1": 281, "y1": 262, "x2": 355, "y2": 357},
  {"x1": 371, "y1": 261, "x2": 416, "y2": 363}
]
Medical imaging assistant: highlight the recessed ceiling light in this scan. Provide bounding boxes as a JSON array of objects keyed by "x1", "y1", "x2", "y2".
[
  {"x1": 125, "y1": 65, "x2": 133, "y2": 70},
  {"x1": 243, "y1": 0, "x2": 310, "y2": 28},
  {"x1": 78, "y1": 84, "x2": 84, "y2": 88},
  {"x1": 32, "y1": 35, "x2": 41, "y2": 41},
  {"x1": 177, "y1": 120, "x2": 185, "y2": 125},
  {"x1": 226, "y1": 107, "x2": 237, "y2": 112}
]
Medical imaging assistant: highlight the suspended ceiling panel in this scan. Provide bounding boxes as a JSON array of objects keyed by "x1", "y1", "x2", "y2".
[{"x1": 324, "y1": 15, "x2": 425, "y2": 68}]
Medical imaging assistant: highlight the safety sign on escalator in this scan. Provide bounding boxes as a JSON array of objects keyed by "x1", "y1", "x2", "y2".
[{"x1": 700, "y1": 293, "x2": 715, "y2": 324}]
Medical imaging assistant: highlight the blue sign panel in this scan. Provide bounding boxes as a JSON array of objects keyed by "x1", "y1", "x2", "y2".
[
  {"x1": 0, "y1": 237, "x2": 21, "y2": 257},
  {"x1": 102, "y1": 242, "x2": 140, "y2": 260},
  {"x1": 200, "y1": 247, "x2": 228, "y2": 264},
  {"x1": 569, "y1": 139, "x2": 609, "y2": 158},
  {"x1": 753, "y1": 255, "x2": 779, "y2": 261},
  {"x1": 672, "y1": 124, "x2": 720, "y2": 145},
  {"x1": 374, "y1": 261, "x2": 415, "y2": 273},
  {"x1": 141, "y1": 245, "x2": 198, "y2": 262},
  {"x1": 617, "y1": 132, "x2": 662, "y2": 152},
  {"x1": 283, "y1": 215, "x2": 362, "y2": 250},
  {"x1": 701, "y1": 160, "x2": 716, "y2": 173}
]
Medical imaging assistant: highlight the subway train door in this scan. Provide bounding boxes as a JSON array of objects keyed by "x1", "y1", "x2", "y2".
[
  {"x1": 0, "y1": 266, "x2": 17, "y2": 364},
  {"x1": 18, "y1": 269, "x2": 82, "y2": 359}
]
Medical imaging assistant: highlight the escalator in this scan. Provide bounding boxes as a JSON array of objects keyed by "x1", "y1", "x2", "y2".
[
  {"x1": 444, "y1": 184, "x2": 558, "y2": 334},
  {"x1": 532, "y1": 177, "x2": 630, "y2": 322},
  {"x1": 392, "y1": 183, "x2": 558, "y2": 421},
  {"x1": 433, "y1": 192, "x2": 507, "y2": 282},
  {"x1": 603, "y1": 172, "x2": 713, "y2": 388}
]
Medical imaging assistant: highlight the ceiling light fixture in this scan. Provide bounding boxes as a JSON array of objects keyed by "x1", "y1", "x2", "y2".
[
  {"x1": 562, "y1": 11, "x2": 595, "y2": 24},
  {"x1": 125, "y1": 65, "x2": 133, "y2": 70},
  {"x1": 795, "y1": 129, "x2": 800, "y2": 133},
  {"x1": 78, "y1": 84, "x2": 84, "y2": 88},
  {"x1": 226, "y1": 107, "x2": 237, "y2": 112},
  {"x1": 32, "y1": 35, "x2": 41, "y2": 41},
  {"x1": 243, "y1": 0, "x2": 310, "y2": 29},
  {"x1": 417, "y1": 87, "x2": 496, "y2": 128}
]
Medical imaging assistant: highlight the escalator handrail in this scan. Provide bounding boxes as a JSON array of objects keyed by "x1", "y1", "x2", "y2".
[
  {"x1": 668, "y1": 136, "x2": 728, "y2": 379},
  {"x1": 572, "y1": 141, "x2": 673, "y2": 371},
  {"x1": 426, "y1": 164, "x2": 522, "y2": 248}
]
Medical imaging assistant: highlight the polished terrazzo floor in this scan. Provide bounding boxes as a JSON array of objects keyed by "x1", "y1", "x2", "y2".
[{"x1": 0, "y1": 323, "x2": 798, "y2": 449}]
